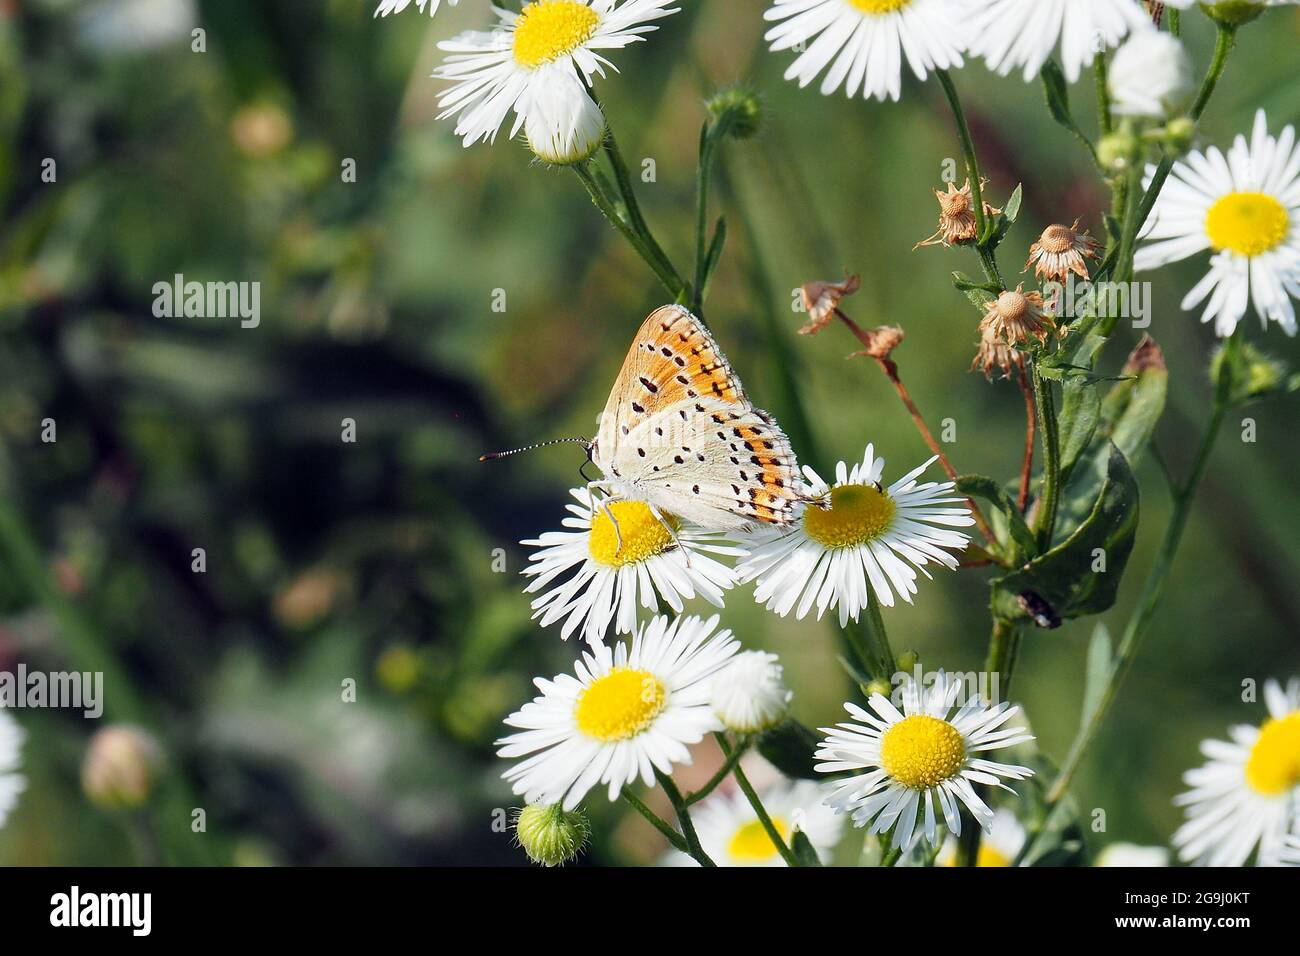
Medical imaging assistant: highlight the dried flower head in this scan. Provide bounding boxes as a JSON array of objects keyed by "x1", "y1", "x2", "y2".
[
  {"x1": 798, "y1": 274, "x2": 860, "y2": 335},
  {"x1": 1122, "y1": 334, "x2": 1167, "y2": 376},
  {"x1": 979, "y1": 285, "x2": 1054, "y2": 348},
  {"x1": 852, "y1": 325, "x2": 906, "y2": 362},
  {"x1": 971, "y1": 322, "x2": 1019, "y2": 380},
  {"x1": 915, "y1": 179, "x2": 1001, "y2": 249},
  {"x1": 1025, "y1": 220, "x2": 1100, "y2": 283}
]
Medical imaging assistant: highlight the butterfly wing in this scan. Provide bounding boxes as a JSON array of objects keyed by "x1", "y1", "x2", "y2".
[
  {"x1": 594, "y1": 304, "x2": 748, "y2": 467},
  {"x1": 620, "y1": 397, "x2": 805, "y2": 529},
  {"x1": 592, "y1": 304, "x2": 805, "y2": 529}
]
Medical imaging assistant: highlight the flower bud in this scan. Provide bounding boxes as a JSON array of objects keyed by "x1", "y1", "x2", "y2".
[
  {"x1": 865, "y1": 678, "x2": 893, "y2": 699},
  {"x1": 1098, "y1": 130, "x2": 1139, "y2": 173},
  {"x1": 514, "y1": 803, "x2": 589, "y2": 867},
  {"x1": 1108, "y1": 32, "x2": 1192, "y2": 120},
  {"x1": 710, "y1": 650, "x2": 792, "y2": 733},
  {"x1": 1202, "y1": 1, "x2": 1268, "y2": 28},
  {"x1": 706, "y1": 88, "x2": 763, "y2": 140},
  {"x1": 1211, "y1": 341, "x2": 1291, "y2": 404},
  {"x1": 1162, "y1": 116, "x2": 1197, "y2": 156},
  {"x1": 526, "y1": 83, "x2": 605, "y2": 166},
  {"x1": 82, "y1": 726, "x2": 164, "y2": 811}
]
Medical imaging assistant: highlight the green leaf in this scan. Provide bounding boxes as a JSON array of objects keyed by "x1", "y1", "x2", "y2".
[
  {"x1": 956, "y1": 474, "x2": 1034, "y2": 560},
  {"x1": 951, "y1": 270, "x2": 1000, "y2": 294},
  {"x1": 1057, "y1": 376, "x2": 1102, "y2": 483},
  {"x1": 700, "y1": 215, "x2": 727, "y2": 291},
  {"x1": 990, "y1": 443, "x2": 1140, "y2": 624},
  {"x1": 1059, "y1": 336, "x2": 1167, "y2": 535},
  {"x1": 757, "y1": 718, "x2": 821, "y2": 780},
  {"x1": 790, "y1": 830, "x2": 823, "y2": 867},
  {"x1": 1081, "y1": 622, "x2": 1113, "y2": 727},
  {"x1": 1040, "y1": 60, "x2": 1073, "y2": 130},
  {"x1": 1003, "y1": 183, "x2": 1023, "y2": 223}
]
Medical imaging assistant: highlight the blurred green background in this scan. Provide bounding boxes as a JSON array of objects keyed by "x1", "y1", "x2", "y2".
[{"x1": 0, "y1": 0, "x2": 1297, "y2": 865}]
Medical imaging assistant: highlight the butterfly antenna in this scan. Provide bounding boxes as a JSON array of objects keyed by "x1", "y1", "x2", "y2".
[{"x1": 479, "y1": 436, "x2": 591, "y2": 462}]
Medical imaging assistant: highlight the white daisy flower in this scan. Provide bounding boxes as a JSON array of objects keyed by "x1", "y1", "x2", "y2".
[
  {"x1": 673, "y1": 777, "x2": 845, "y2": 866},
  {"x1": 434, "y1": 0, "x2": 679, "y2": 147},
  {"x1": 497, "y1": 614, "x2": 740, "y2": 810},
  {"x1": 762, "y1": 0, "x2": 965, "y2": 103},
  {"x1": 965, "y1": 0, "x2": 1153, "y2": 84},
  {"x1": 937, "y1": 806, "x2": 1026, "y2": 866},
  {"x1": 523, "y1": 69, "x2": 606, "y2": 164},
  {"x1": 1095, "y1": 842, "x2": 1170, "y2": 867},
  {"x1": 1172, "y1": 677, "x2": 1300, "y2": 866},
  {"x1": 737, "y1": 444, "x2": 973, "y2": 625},
  {"x1": 1135, "y1": 109, "x2": 1300, "y2": 337},
  {"x1": 1107, "y1": 30, "x2": 1192, "y2": 120},
  {"x1": 0, "y1": 709, "x2": 26, "y2": 829},
  {"x1": 710, "y1": 650, "x2": 793, "y2": 734},
  {"x1": 521, "y1": 487, "x2": 742, "y2": 644},
  {"x1": 816, "y1": 671, "x2": 1034, "y2": 850},
  {"x1": 374, "y1": 0, "x2": 457, "y2": 17}
]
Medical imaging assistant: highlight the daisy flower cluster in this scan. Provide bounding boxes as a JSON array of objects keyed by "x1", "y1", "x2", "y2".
[
  {"x1": 519, "y1": 444, "x2": 973, "y2": 643},
  {"x1": 1173, "y1": 678, "x2": 1300, "y2": 866},
  {"x1": 368, "y1": 0, "x2": 1300, "y2": 871}
]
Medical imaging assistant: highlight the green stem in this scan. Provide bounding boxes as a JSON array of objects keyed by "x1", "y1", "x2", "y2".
[
  {"x1": 602, "y1": 124, "x2": 689, "y2": 300},
  {"x1": 655, "y1": 769, "x2": 716, "y2": 866},
  {"x1": 718, "y1": 734, "x2": 799, "y2": 867},
  {"x1": 573, "y1": 162, "x2": 683, "y2": 299},
  {"x1": 693, "y1": 122, "x2": 719, "y2": 313},
  {"x1": 685, "y1": 735, "x2": 751, "y2": 806},
  {"x1": 1031, "y1": 361, "x2": 1061, "y2": 550},
  {"x1": 1111, "y1": 25, "x2": 1235, "y2": 291},
  {"x1": 935, "y1": 70, "x2": 990, "y2": 247},
  {"x1": 717, "y1": 153, "x2": 821, "y2": 464},
  {"x1": 962, "y1": 617, "x2": 1023, "y2": 866},
  {"x1": 1094, "y1": 54, "x2": 1113, "y2": 137},
  {"x1": 843, "y1": 589, "x2": 897, "y2": 684},
  {"x1": 1168, "y1": 8, "x2": 1180, "y2": 36},
  {"x1": 622, "y1": 789, "x2": 690, "y2": 854},
  {"x1": 880, "y1": 847, "x2": 903, "y2": 867},
  {"x1": 1042, "y1": 328, "x2": 1242, "y2": 811}
]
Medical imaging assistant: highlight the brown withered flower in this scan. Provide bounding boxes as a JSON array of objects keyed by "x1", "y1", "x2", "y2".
[
  {"x1": 971, "y1": 322, "x2": 1019, "y2": 380},
  {"x1": 851, "y1": 325, "x2": 905, "y2": 362},
  {"x1": 798, "y1": 274, "x2": 860, "y2": 335},
  {"x1": 1025, "y1": 220, "x2": 1100, "y2": 283},
  {"x1": 978, "y1": 285, "x2": 1054, "y2": 348},
  {"x1": 915, "y1": 179, "x2": 1001, "y2": 249}
]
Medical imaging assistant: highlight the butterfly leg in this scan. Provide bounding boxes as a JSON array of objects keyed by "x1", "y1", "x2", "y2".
[
  {"x1": 645, "y1": 501, "x2": 690, "y2": 567},
  {"x1": 585, "y1": 481, "x2": 625, "y2": 556}
]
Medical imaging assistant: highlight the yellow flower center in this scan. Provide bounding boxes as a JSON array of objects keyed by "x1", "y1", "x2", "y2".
[
  {"x1": 512, "y1": 0, "x2": 600, "y2": 68},
  {"x1": 1244, "y1": 712, "x2": 1300, "y2": 796},
  {"x1": 1205, "y1": 191, "x2": 1289, "y2": 257},
  {"x1": 803, "y1": 483, "x2": 897, "y2": 549},
  {"x1": 848, "y1": 0, "x2": 911, "y2": 14},
  {"x1": 976, "y1": 844, "x2": 1011, "y2": 867},
  {"x1": 588, "y1": 500, "x2": 676, "y2": 567},
  {"x1": 880, "y1": 715, "x2": 966, "y2": 790},
  {"x1": 727, "y1": 817, "x2": 791, "y2": 863},
  {"x1": 574, "y1": 667, "x2": 667, "y2": 742}
]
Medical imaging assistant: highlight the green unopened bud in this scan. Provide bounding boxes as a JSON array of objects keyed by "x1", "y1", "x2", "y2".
[
  {"x1": 1202, "y1": 1, "x2": 1267, "y2": 28},
  {"x1": 1098, "y1": 131, "x2": 1139, "y2": 173},
  {"x1": 706, "y1": 88, "x2": 763, "y2": 140},
  {"x1": 895, "y1": 650, "x2": 919, "y2": 673},
  {"x1": 1162, "y1": 116, "x2": 1197, "y2": 156},
  {"x1": 865, "y1": 678, "x2": 893, "y2": 699},
  {"x1": 515, "y1": 803, "x2": 589, "y2": 867},
  {"x1": 1212, "y1": 340, "x2": 1290, "y2": 404},
  {"x1": 82, "y1": 726, "x2": 165, "y2": 811}
]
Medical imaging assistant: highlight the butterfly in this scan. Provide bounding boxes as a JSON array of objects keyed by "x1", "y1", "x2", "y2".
[{"x1": 587, "y1": 304, "x2": 807, "y2": 534}]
